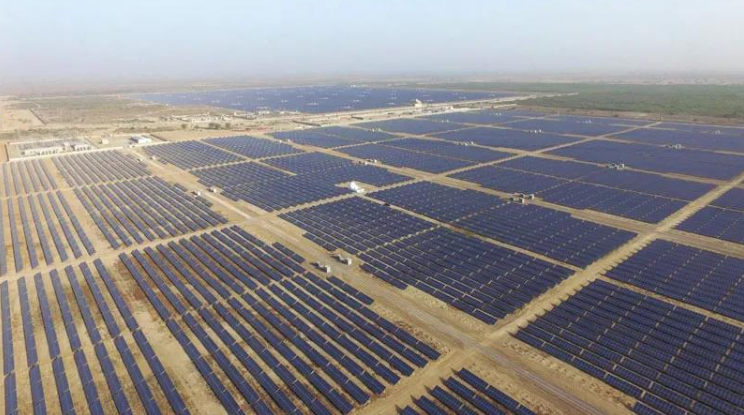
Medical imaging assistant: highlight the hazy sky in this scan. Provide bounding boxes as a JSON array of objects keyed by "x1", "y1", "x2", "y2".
[{"x1": 1, "y1": 0, "x2": 743, "y2": 83}]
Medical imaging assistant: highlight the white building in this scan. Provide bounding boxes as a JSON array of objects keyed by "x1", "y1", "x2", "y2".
[{"x1": 131, "y1": 136, "x2": 153, "y2": 145}]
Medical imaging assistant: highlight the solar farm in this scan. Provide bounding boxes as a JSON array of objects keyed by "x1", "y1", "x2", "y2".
[{"x1": 2, "y1": 93, "x2": 744, "y2": 415}]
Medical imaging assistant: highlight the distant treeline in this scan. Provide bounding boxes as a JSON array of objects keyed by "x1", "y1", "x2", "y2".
[{"x1": 408, "y1": 82, "x2": 744, "y2": 120}]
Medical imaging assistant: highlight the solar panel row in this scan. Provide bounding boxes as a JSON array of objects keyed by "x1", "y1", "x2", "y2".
[
  {"x1": 337, "y1": 143, "x2": 475, "y2": 173},
  {"x1": 118, "y1": 225, "x2": 438, "y2": 414},
  {"x1": 195, "y1": 155, "x2": 410, "y2": 212},
  {"x1": 676, "y1": 206, "x2": 744, "y2": 245},
  {"x1": 509, "y1": 118, "x2": 633, "y2": 136},
  {"x1": 516, "y1": 280, "x2": 744, "y2": 415},
  {"x1": 192, "y1": 161, "x2": 289, "y2": 188},
  {"x1": 675, "y1": 187, "x2": 744, "y2": 245},
  {"x1": 143, "y1": 141, "x2": 243, "y2": 170},
  {"x1": 281, "y1": 197, "x2": 435, "y2": 254},
  {"x1": 434, "y1": 126, "x2": 580, "y2": 151},
  {"x1": 607, "y1": 239, "x2": 744, "y2": 322},
  {"x1": 399, "y1": 368, "x2": 537, "y2": 415},
  {"x1": 547, "y1": 114, "x2": 653, "y2": 127},
  {"x1": 356, "y1": 118, "x2": 466, "y2": 135},
  {"x1": 359, "y1": 228, "x2": 573, "y2": 324},
  {"x1": 551, "y1": 140, "x2": 744, "y2": 180},
  {"x1": 53, "y1": 150, "x2": 151, "y2": 186},
  {"x1": 456, "y1": 202, "x2": 636, "y2": 267},
  {"x1": 140, "y1": 86, "x2": 509, "y2": 114},
  {"x1": 1, "y1": 191, "x2": 94, "y2": 275},
  {"x1": 3, "y1": 261, "x2": 189, "y2": 415},
  {"x1": 655, "y1": 122, "x2": 744, "y2": 137},
  {"x1": 423, "y1": 109, "x2": 532, "y2": 125},
  {"x1": 264, "y1": 152, "x2": 355, "y2": 174},
  {"x1": 0, "y1": 160, "x2": 58, "y2": 197},
  {"x1": 283, "y1": 197, "x2": 572, "y2": 324},
  {"x1": 370, "y1": 181, "x2": 636, "y2": 267},
  {"x1": 316, "y1": 126, "x2": 399, "y2": 142},
  {"x1": 205, "y1": 135, "x2": 303, "y2": 159},
  {"x1": 73, "y1": 176, "x2": 227, "y2": 249},
  {"x1": 613, "y1": 127, "x2": 744, "y2": 153},
  {"x1": 452, "y1": 156, "x2": 713, "y2": 223},
  {"x1": 384, "y1": 137, "x2": 513, "y2": 163},
  {"x1": 271, "y1": 130, "x2": 362, "y2": 149}
]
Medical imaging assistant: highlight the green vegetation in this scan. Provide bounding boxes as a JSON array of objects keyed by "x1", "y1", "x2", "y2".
[{"x1": 408, "y1": 82, "x2": 744, "y2": 120}]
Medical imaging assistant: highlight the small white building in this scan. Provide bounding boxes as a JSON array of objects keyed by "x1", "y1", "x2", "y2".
[{"x1": 131, "y1": 136, "x2": 152, "y2": 145}]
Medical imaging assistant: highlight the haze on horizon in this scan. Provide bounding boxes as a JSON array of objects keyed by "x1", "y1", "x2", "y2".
[{"x1": 1, "y1": 0, "x2": 743, "y2": 86}]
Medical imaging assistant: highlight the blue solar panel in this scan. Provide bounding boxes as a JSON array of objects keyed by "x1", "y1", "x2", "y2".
[
  {"x1": 357, "y1": 118, "x2": 466, "y2": 135},
  {"x1": 401, "y1": 369, "x2": 538, "y2": 415},
  {"x1": 53, "y1": 150, "x2": 150, "y2": 186},
  {"x1": 384, "y1": 137, "x2": 512, "y2": 162},
  {"x1": 516, "y1": 280, "x2": 744, "y2": 415},
  {"x1": 551, "y1": 140, "x2": 744, "y2": 180},
  {"x1": 434, "y1": 126, "x2": 579, "y2": 151},
  {"x1": 613, "y1": 127, "x2": 744, "y2": 153},
  {"x1": 677, "y1": 206, "x2": 744, "y2": 245},
  {"x1": 205, "y1": 135, "x2": 303, "y2": 158},
  {"x1": 337, "y1": 143, "x2": 474, "y2": 173},
  {"x1": 139, "y1": 86, "x2": 513, "y2": 114},
  {"x1": 509, "y1": 118, "x2": 633, "y2": 136},
  {"x1": 144, "y1": 140, "x2": 242, "y2": 169}
]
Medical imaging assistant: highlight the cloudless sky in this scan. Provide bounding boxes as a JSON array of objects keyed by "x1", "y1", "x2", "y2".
[{"x1": 1, "y1": 0, "x2": 743, "y2": 84}]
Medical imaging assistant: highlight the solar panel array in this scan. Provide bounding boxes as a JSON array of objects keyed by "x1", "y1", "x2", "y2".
[
  {"x1": 676, "y1": 188, "x2": 744, "y2": 245},
  {"x1": 205, "y1": 135, "x2": 303, "y2": 159},
  {"x1": 1, "y1": 160, "x2": 58, "y2": 197},
  {"x1": 547, "y1": 114, "x2": 652, "y2": 127},
  {"x1": 6, "y1": 106, "x2": 744, "y2": 414},
  {"x1": 384, "y1": 137, "x2": 513, "y2": 163},
  {"x1": 399, "y1": 368, "x2": 537, "y2": 415},
  {"x1": 508, "y1": 118, "x2": 634, "y2": 136},
  {"x1": 551, "y1": 140, "x2": 744, "y2": 180},
  {"x1": 434, "y1": 126, "x2": 580, "y2": 151},
  {"x1": 613, "y1": 127, "x2": 744, "y2": 153},
  {"x1": 356, "y1": 118, "x2": 466, "y2": 135},
  {"x1": 369, "y1": 182, "x2": 635, "y2": 267},
  {"x1": 516, "y1": 280, "x2": 744, "y2": 415},
  {"x1": 192, "y1": 161, "x2": 290, "y2": 188},
  {"x1": 143, "y1": 141, "x2": 243, "y2": 170},
  {"x1": 456, "y1": 203, "x2": 635, "y2": 267},
  {"x1": 317, "y1": 126, "x2": 399, "y2": 142},
  {"x1": 193, "y1": 154, "x2": 410, "y2": 212},
  {"x1": 607, "y1": 240, "x2": 744, "y2": 322},
  {"x1": 423, "y1": 109, "x2": 530, "y2": 125},
  {"x1": 73, "y1": 176, "x2": 227, "y2": 249},
  {"x1": 338, "y1": 143, "x2": 475, "y2": 173},
  {"x1": 282, "y1": 197, "x2": 434, "y2": 254},
  {"x1": 2, "y1": 261, "x2": 190, "y2": 415},
  {"x1": 452, "y1": 156, "x2": 713, "y2": 223},
  {"x1": 1, "y1": 191, "x2": 95, "y2": 275},
  {"x1": 272, "y1": 130, "x2": 359, "y2": 148},
  {"x1": 282, "y1": 198, "x2": 573, "y2": 324},
  {"x1": 264, "y1": 152, "x2": 355, "y2": 174},
  {"x1": 53, "y1": 150, "x2": 151, "y2": 186},
  {"x1": 118, "y1": 226, "x2": 439, "y2": 414},
  {"x1": 362, "y1": 228, "x2": 572, "y2": 324},
  {"x1": 271, "y1": 126, "x2": 398, "y2": 149},
  {"x1": 369, "y1": 181, "x2": 499, "y2": 222},
  {"x1": 139, "y1": 85, "x2": 510, "y2": 114}
]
